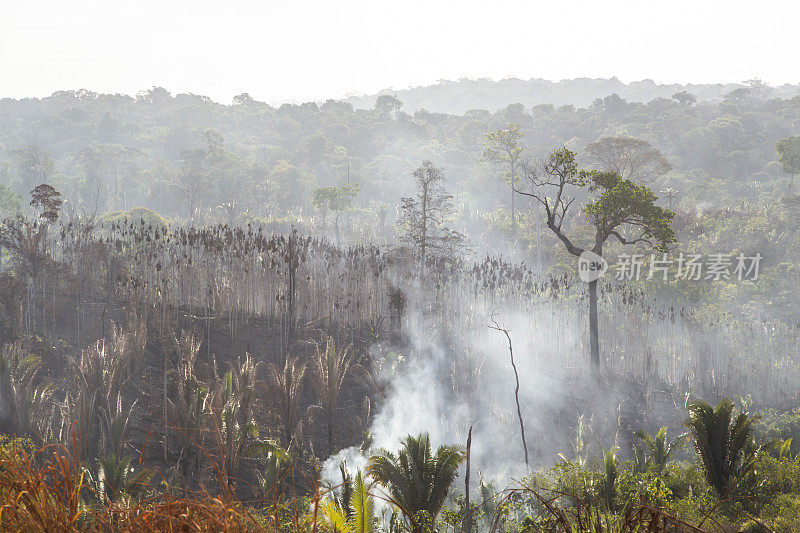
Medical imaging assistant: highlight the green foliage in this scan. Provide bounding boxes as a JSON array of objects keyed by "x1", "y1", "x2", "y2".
[
  {"x1": 91, "y1": 453, "x2": 154, "y2": 503},
  {"x1": 600, "y1": 446, "x2": 619, "y2": 508},
  {"x1": 0, "y1": 184, "x2": 23, "y2": 219},
  {"x1": 685, "y1": 398, "x2": 760, "y2": 497},
  {"x1": 0, "y1": 343, "x2": 54, "y2": 442},
  {"x1": 483, "y1": 123, "x2": 524, "y2": 185},
  {"x1": 582, "y1": 169, "x2": 676, "y2": 251},
  {"x1": 439, "y1": 493, "x2": 482, "y2": 532},
  {"x1": 257, "y1": 449, "x2": 292, "y2": 502},
  {"x1": 367, "y1": 433, "x2": 464, "y2": 529},
  {"x1": 633, "y1": 426, "x2": 686, "y2": 472},
  {"x1": 321, "y1": 470, "x2": 376, "y2": 533},
  {"x1": 98, "y1": 207, "x2": 168, "y2": 230},
  {"x1": 776, "y1": 136, "x2": 800, "y2": 176},
  {"x1": 758, "y1": 408, "x2": 800, "y2": 457},
  {"x1": 757, "y1": 493, "x2": 800, "y2": 532},
  {"x1": 374, "y1": 94, "x2": 403, "y2": 116},
  {"x1": 312, "y1": 184, "x2": 360, "y2": 215}
]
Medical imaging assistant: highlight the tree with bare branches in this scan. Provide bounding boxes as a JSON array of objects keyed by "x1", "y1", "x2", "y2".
[
  {"x1": 586, "y1": 137, "x2": 671, "y2": 184},
  {"x1": 488, "y1": 317, "x2": 528, "y2": 467},
  {"x1": 398, "y1": 161, "x2": 466, "y2": 278}
]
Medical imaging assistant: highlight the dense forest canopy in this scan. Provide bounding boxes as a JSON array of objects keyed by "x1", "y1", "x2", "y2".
[
  {"x1": 344, "y1": 77, "x2": 800, "y2": 114},
  {"x1": 1, "y1": 77, "x2": 798, "y2": 234}
]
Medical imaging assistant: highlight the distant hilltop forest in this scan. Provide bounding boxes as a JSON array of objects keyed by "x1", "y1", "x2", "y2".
[
  {"x1": 344, "y1": 77, "x2": 800, "y2": 114},
  {"x1": 0, "y1": 77, "x2": 798, "y2": 258}
]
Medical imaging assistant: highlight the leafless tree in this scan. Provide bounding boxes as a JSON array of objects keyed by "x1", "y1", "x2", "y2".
[
  {"x1": 488, "y1": 316, "x2": 529, "y2": 467},
  {"x1": 586, "y1": 137, "x2": 671, "y2": 184}
]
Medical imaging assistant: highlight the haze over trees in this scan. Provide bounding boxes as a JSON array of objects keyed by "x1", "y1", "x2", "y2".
[
  {"x1": 518, "y1": 148, "x2": 675, "y2": 369},
  {"x1": 1, "y1": 77, "x2": 800, "y2": 530},
  {"x1": 398, "y1": 160, "x2": 466, "y2": 277}
]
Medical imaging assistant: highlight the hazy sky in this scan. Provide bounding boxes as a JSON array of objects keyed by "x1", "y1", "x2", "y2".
[{"x1": 1, "y1": 0, "x2": 797, "y2": 105}]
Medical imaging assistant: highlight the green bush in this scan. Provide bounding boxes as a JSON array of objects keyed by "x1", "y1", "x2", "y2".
[
  {"x1": 758, "y1": 408, "x2": 800, "y2": 456},
  {"x1": 757, "y1": 493, "x2": 800, "y2": 532},
  {"x1": 98, "y1": 206, "x2": 169, "y2": 230}
]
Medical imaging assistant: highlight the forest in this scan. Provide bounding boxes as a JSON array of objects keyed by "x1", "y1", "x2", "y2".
[{"x1": 1, "y1": 77, "x2": 800, "y2": 531}]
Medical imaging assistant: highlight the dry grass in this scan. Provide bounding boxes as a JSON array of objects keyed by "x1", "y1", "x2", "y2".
[{"x1": 0, "y1": 429, "x2": 289, "y2": 532}]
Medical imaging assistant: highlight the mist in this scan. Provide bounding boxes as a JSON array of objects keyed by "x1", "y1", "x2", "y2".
[{"x1": 1, "y1": 2, "x2": 800, "y2": 529}]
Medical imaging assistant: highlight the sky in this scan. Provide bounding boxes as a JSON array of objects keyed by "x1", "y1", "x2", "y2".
[{"x1": 1, "y1": 0, "x2": 798, "y2": 105}]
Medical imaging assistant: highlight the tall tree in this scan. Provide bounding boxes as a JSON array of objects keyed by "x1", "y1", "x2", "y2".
[
  {"x1": 633, "y1": 426, "x2": 685, "y2": 473},
  {"x1": 11, "y1": 145, "x2": 53, "y2": 194},
  {"x1": 312, "y1": 184, "x2": 360, "y2": 245},
  {"x1": 176, "y1": 148, "x2": 209, "y2": 222},
  {"x1": 586, "y1": 136, "x2": 672, "y2": 184},
  {"x1": 518, "y1": 148, "x2": 675, "y2": 371},
  {"x1": 29, "y1": 184, "x2": 62, "y2": 224},
  {"x1": 74, "y1": 145, "x2": 143, "y2": 213},
  {"x1": 776, "y1": 136, "x2": 800, "y2": 188},
  {"x1": 671, "y1": 91, "x2": 697, "y2": 106},
  {"x1": 398, "y1": 161, "x2": 466, "y2": 278},
  {"x1": 0, "y1": 185, "x2": 22, "y2": 219},
  {"x1": 483, "y1": 124, "x2": 524, "y2": 227},
  {"x1": 374, "y1": 94, "x2": 403, "y2": 117}
]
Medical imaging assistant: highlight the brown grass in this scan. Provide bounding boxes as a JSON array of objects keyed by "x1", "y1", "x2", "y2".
[{"x1": 0, "y1": 428, "x2": 288, "y2": 532}]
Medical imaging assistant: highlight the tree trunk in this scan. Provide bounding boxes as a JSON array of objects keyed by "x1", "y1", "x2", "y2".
[
  {"x1": 164, "y1": 351, "x2": 169, "y2": 462},
  {"x1": 462, "y1": 425, "x2": 472, "y2": 533},
  {"x1": 535, "y1": 225, "x2": 542, "y2": 271},
  {"x1": 588, "y1": 279, "x2": 600, "y2": 370},
  {"x1": 510, "y1": 169, "x2": 516, "y2": 228},
  {"x1": 327, "y1": 409, "x2": 334, "y2": 457},
  {"x1": 491, "y1": 322, "x2": 529, "y2": 467}
]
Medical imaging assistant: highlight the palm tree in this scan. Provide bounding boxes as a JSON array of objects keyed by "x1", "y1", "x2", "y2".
[
  {"x1": 321, "y1": 470, "x2": 376, "y2": 533},
  {"x1": 268, "y1": 356, "x2": 306, "y2": 449},
  {"x1": 310, "y1": 338, "x2": 367, "y2": 456},
  {"x1": 634, "y1": 426, "x2": 686, "y2": 472},
  {"x1": 92, "y1": 453, "x2": 154, "y2": 504},
  {"x1": 208, "y1": 369, "x2": 247, "y2": 489},
  {"x1": 70, "y1": 325, "x2": 134, "y2": 410},
  {"x1": 98, "y1": 395, "x2": 138, "y2": 457},
  {"x1": 67, "y1": 326, "x2": 135, "y2": 456},
  {"x1": 600, "y1": 446, "x2": 619, "y2": 509},
  {"x1": 0, "y1": 343, "x2": 54, "y2": 442},
  {"x1": 684, "y1": 398, "x2": 760, "y2": 496},
  {"x1": 231, "y1": 353, "x2": 260, "y2": 442},
  {"x1": 257, "y1": 449, "x2": 292, "y2": 503},
  {"x1": 207, "y1": 359, "x2": 285, "y2": 491},
  {"x1": 166, "y1": 332, "x2": 208, "y2": 490},
  {"x1": 334, "y1": 460, "x2": 354, "y2": 518},
  {"x1": 367, "y1": 433, "x2": 464, "y2": 531}
]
